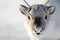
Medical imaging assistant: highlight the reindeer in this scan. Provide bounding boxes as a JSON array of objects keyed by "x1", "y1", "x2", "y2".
[{"x1": 19, "y1": 0, "x2": 56, "y2": 40}]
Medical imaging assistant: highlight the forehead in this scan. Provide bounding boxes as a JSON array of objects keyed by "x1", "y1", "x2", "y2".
[{"x1": 29, "y1": 4, "x2": 47, "y2": 17}]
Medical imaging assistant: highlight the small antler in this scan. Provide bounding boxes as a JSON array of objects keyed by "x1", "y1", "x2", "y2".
[
  {"x1": 23, "y1": 0, "x2": 31, "y2": 7},
  {"x1": 44, "y1": 0, "x2": 49, "y2": 5}
]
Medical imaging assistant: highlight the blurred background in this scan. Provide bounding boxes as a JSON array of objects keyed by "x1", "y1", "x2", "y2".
[{"x1": 0, "y1": 0, "x2": 60, "y2": 40}]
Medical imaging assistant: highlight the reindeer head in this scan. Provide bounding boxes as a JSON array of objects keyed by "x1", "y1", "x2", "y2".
[{"x1": 19, "y1": 2, "x2": 55, "y2": 35}]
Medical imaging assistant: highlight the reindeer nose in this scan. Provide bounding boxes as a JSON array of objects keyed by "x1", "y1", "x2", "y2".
[{"x1": 34, "y1": 17, "x2": 42, "y2": 27}]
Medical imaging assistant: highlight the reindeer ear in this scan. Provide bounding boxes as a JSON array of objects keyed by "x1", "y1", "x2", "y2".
[
  {"x1": 47, "y1": 5, "x2": 56, "y2": 14},
  {"x1": 19, "y1": 5, "x2": 29, "y2": 15}
]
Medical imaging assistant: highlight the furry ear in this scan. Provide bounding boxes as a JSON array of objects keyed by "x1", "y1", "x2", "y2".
[
  {"x1": 19, "y1": 5, "x2": 29, "y2": 15},
  {"x1": 47, "y1": 5, "x2": 56, "y2": 14}
]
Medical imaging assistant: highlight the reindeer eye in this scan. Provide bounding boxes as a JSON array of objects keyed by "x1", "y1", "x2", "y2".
[
  {"x1": 28, "y1": 16, "x2": 30, "y2": 19},
  {"x1": 45, "y1": 15, "x2": 47, "y2": 19}
]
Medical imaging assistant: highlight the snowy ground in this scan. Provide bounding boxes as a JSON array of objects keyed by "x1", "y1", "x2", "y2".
[{"x1": 0, "y1": 0, "x2": 60, "y2": 40}]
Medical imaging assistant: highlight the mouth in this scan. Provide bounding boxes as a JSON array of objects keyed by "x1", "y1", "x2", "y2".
[{"x1": 36, "y1": 33, "x2": 40, "y2": 35}]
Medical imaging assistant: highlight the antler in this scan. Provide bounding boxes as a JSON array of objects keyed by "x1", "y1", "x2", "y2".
[
  {"x1": 44, "y1": 0, "x2": 49, "y2": 5},
  {"x1": 23, "y1": 0, "x2": 31, "y2": 7},
  {"x1": 23, "y1": 0, "x2": 49, "y2": 6},
  {"x1": 39, "y1": 0, "x2": 50, "y2": 5}
]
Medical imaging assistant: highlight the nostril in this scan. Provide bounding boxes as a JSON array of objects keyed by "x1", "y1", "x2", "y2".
[
  {"x1": 35, "y1": 30, "x2": 40, "y2": 35},
  {"x1": 35, "y1": 26, "x2": 43, "y2": 33}
]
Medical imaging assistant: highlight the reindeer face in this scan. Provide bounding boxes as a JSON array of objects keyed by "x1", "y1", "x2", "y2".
[{"x1": 19, "y1": 4, "x2": 55, "y2": 35}]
